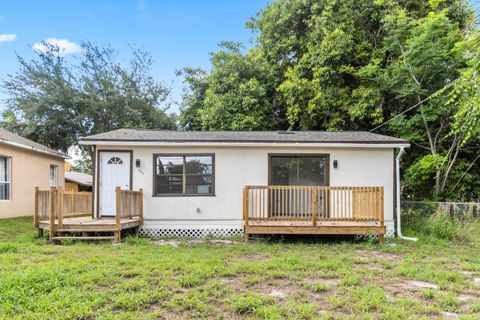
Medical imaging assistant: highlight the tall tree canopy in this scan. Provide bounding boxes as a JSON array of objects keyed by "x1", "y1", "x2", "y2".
[
  {"x1": 180, "y1": 0, "x2": 479, "y2": 201},
  {"x1": 1, "y1": 42, "x2": 176, "y2": 160}
]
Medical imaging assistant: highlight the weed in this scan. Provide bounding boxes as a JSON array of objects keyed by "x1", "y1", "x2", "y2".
[
  {"x1": 420, "y1": 288, "x2": 436, "y2": 299},
  {"x1": 229, "y1": 292, "x2": 274, "y2": 314},
  {"x1": 310, "y1": 282, "x2": 330, "y2": 293}
]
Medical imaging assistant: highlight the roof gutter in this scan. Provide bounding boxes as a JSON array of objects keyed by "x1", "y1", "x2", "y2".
[
  {"x1": 396, "y1": 146, "x2": 418, "y2": 242},
  {"x1": 79, "y1": 140, "x2": 410, "y2": 149}
]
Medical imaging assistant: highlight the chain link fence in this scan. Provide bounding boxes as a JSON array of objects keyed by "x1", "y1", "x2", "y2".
[{"x1": 402, "y1": 201, "x2": 480, "y2": 219}]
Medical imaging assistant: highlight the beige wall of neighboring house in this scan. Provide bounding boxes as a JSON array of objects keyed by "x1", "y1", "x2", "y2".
[{"x1": 0, "y1": 144, "x2": 65, "y2": 218}]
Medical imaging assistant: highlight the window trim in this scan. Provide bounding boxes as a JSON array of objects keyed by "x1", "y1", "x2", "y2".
[
  {"x1": 268, "y1": 153, "x2": 330, "y2": 186},
  {"x1": 0, "y1": 155, "x2": 11, "y2": 201},
  {"x1": 50, "y1": 164, "x2": 58, "y2": 187},
  {"x1": 152, "y1": 153, "x2": 215, "y2": 197}
]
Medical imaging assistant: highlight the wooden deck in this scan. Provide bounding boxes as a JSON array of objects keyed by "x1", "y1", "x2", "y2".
[
  {"x1": 243, "y1": 185, "x2": 386, "y2": 241},
  {"x1": 245, "y1": 220, "x2": 385, "y2": 236},
  {"x1": 35, "y1": 187, "x2": 143, "y2": 243},
  {"x1": 37, "y1": 217, "x2": 142, "y2": 241}
]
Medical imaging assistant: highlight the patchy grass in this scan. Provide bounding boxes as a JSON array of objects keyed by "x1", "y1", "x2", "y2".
[{"x1": 0, "y1": 217, "x2": 479, "y2": 319}]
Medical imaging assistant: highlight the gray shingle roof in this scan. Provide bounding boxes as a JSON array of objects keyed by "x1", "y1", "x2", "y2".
[
  {"x1": 0, "y1": 127, "x2": 68, "y2": 158},
  {"x1": 81, "y1": 128, "x2": 408, "y2": 145},
  {"x1": 65, "y1": 171, "x2": 93, "y2": 186}
]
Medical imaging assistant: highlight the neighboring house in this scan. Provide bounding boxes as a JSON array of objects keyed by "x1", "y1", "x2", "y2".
[
  {"x1": 65, "y1": 170, "x2": 93, "y2": 192},
  {"x1": 80, "y1": 129, "x2": 409, "y2": 238},
  {"x1": 0, "y1": 128, "x2": 68, "y2": 218}
]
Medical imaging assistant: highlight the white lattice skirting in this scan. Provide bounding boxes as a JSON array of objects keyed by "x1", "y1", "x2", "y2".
[
  {"x1": 138, "y1": 225, "x2": 243, "y2": 238},
  {"x1": 137, "y1": 222, "x2": 395, "y2": 239}
]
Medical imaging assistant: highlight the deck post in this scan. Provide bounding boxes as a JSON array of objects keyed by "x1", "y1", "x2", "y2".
[
  {"x1": 312, "y1": 187, "x2": 317, "y2": 226},
  {"x1": 115, "y1": 187, "x2": 121, "y2": 243},
  {"x1": 139, "y1": 188, "x2": 144, "y2": 224},
  {"x1": 57, "y1": 187, "x2": 64, "y2": 235},
  {"x1": 379, "y1": 187, "x2": 385, "y2": 243},
  {"x1": 34, "y1": 187, "x2": 39, "y2": 229},
  {"x1": 243, "y1": 186, "x2": 249, "y2": 242},
  {"x1": 49, "y1": 186, "x2": 56, "y2": 242}
]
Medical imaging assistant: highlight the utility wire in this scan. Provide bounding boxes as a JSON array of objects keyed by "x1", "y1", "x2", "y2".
[{"x1": 369, "y1": 82, "x2": 455, "y2": 132}]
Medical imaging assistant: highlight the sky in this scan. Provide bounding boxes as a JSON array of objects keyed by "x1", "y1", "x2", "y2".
[
  {"x1": 0, "y1": 0, "x2": 478, "y2": 117},
  {"x1": 0, "y1": 0, "x2": 271, "y2": 114}
]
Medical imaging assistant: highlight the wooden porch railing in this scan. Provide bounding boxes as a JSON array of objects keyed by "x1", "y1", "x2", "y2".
[
  {"x1": 34, "y1": 187, "x2": 93, "y2": 239},
  {"x1": 35, "y1": 187, "x2": 143, "y2": 242},
  {"x1": 115, "y1": 187, "x2": 144, "y2": 240},
  {"x1": 115, "y1": 187, "x2": 143, "y2": 242},
  {"x1": 243, "y1": 186, "x2": 384, "y2": 226}
]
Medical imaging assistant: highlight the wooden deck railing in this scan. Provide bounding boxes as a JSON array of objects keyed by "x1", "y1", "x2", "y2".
[
  {"x1": 115, "y1": 187, "x2": 144, "y2": 226},
  {"x1": 35, "y1": 186, "x2": 143, "y2": 242},
  {"x1": 243, "y1": 186, "x2": 384, "y2": 226},
  {"x1": 34, "y1": 187, "x2": 93, "y2": 239}
]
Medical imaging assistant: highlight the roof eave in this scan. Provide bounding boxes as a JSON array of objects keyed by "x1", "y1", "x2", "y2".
[
  {"x1": 0, "y1": 140, "x2": 69, "y2": 159},
  {"x1": 79, "y1": 139, "x2": 410, "y2": 148},
  {"x1": 65, "y1": 178, "x2": 92, "y2": 187}
]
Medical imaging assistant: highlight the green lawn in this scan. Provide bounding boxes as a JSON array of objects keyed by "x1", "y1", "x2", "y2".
[{"x1": 0, "y1": 217, "x2": 479, "y2": 319}]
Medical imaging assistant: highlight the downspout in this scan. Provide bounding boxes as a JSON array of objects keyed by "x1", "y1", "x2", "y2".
[{"x1": 396, "y1": 147, "x2": 418, "y2": 241}]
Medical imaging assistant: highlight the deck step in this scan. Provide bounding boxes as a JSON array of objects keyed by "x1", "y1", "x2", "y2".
[
  {"x1": 56, "y1": 228, "x2": 117, "y2": 232},
  {"x1": 53, "y1": 236, "x2": 116, "y2": 241}
]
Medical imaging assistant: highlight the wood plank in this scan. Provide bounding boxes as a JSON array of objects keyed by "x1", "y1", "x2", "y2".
[
  {"x1": 34, "y1": 187, "x2": 39, "y2": 228},
  {"x1": 115, "y1": 187, "x2": 121, "y2": 228},
  {"x1": 49, "y1": 187, "x2": 55, "y2": 241},
  {"x1": 245, "y1": 225, "x2": 386, "y2": 235},
  {"x1": 53, "y1": 236, "x2": 116, "y2": 240}
]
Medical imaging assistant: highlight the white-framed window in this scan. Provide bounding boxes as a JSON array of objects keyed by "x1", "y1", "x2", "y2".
[
  {"x1": 0, "y1": 156, "x2": 11, "y2": 200},
  {"x1": 50, "y1": 165, "x2": 58, "y2": 187}
]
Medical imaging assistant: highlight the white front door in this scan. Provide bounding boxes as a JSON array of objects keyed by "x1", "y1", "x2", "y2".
[{"x1": 99, "y1": 151, "x2": 131, "y2": 216}]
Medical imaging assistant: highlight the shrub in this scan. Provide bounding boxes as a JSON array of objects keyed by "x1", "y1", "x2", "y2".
[{"x1": 403, "y1": 208, "x2": 476, "y2": 242}]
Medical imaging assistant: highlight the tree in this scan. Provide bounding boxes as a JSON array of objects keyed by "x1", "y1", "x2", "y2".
[
  {"x1": 179, "y1": 0, "x2": 478, "y2": 201},
  {"x1": 1, "y1": 42, "x2": 176, "y2": 162},
  {"x1": 179, "y1": 42, "x2": 284, "y2": 130},
  {"x1": 374, "y1": 5, "x2": 470, "y2": 199}
]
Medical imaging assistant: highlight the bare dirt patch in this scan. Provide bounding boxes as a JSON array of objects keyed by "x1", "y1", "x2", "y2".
[
  {"x1": 152, "y1": 239, "x2": 180, "y2": 247},
  {"x1": 473, "y1": 278, "x2": 480, "y2": 286},
  {"x1": 403, "y1": 280, "x2": 439, "y2": 289},
  {"x1": 221, "y1": 275, "x2": 333, "y2": 308},
  {"x1": 234, "y1": 253, "x2": 270, "y2": 261},
  {"x1": 385, "y1": 280, "x2": 438, "y2": 299},
  {"x1": 441, "y1": 311, "x2": 459, "y2": 319},
  {"x1": 355, "y1": 249, "x2": 403, "y2": 261}
]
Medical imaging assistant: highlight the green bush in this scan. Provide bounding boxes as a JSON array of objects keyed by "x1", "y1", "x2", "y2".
[{"x1": 403, "y1": 208, "x2": 476, "y2": 242}]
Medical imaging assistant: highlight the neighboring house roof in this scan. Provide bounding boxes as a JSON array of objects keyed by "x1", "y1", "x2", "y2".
[
  {"x1": 80, "y1": 128, "x2": 409, "y2": 146},
  {"x1": 65, "y1": 171, "x2": 93, "y2": 187},
  {"x1": 0, "y1": 128, "x2": 68, "y2": 158}
]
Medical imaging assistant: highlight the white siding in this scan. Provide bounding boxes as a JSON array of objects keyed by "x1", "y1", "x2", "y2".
[{"x1": 94, "y1": 145, "x2": 395, "y2": 233}]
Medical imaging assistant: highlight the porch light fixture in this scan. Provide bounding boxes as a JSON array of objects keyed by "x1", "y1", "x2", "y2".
[
  {"x1": 333, "y1": 160, "x2": 338, "y2": 169},
  {"x1": 136, "y1": 159, "x2": 141, "y2": 168}
]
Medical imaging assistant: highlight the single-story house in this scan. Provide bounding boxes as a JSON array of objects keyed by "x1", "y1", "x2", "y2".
[
  {"x1": 65, "y1": 170, "x2": 93, "y2": 192},
  {"x1": 79, "y1": 129, "x2": 409, "y2": 239},
  {"x1": 0, "y1": 128, "x2": 68, "y2": 218}
]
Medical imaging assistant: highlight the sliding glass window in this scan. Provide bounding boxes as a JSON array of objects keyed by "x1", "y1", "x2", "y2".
[
  {"x1": 154, "y1": 154, "x2": 214, "y2": 196},
  {"x1": 270, "y1": 155, "x2": 328, "y2": 186}
]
